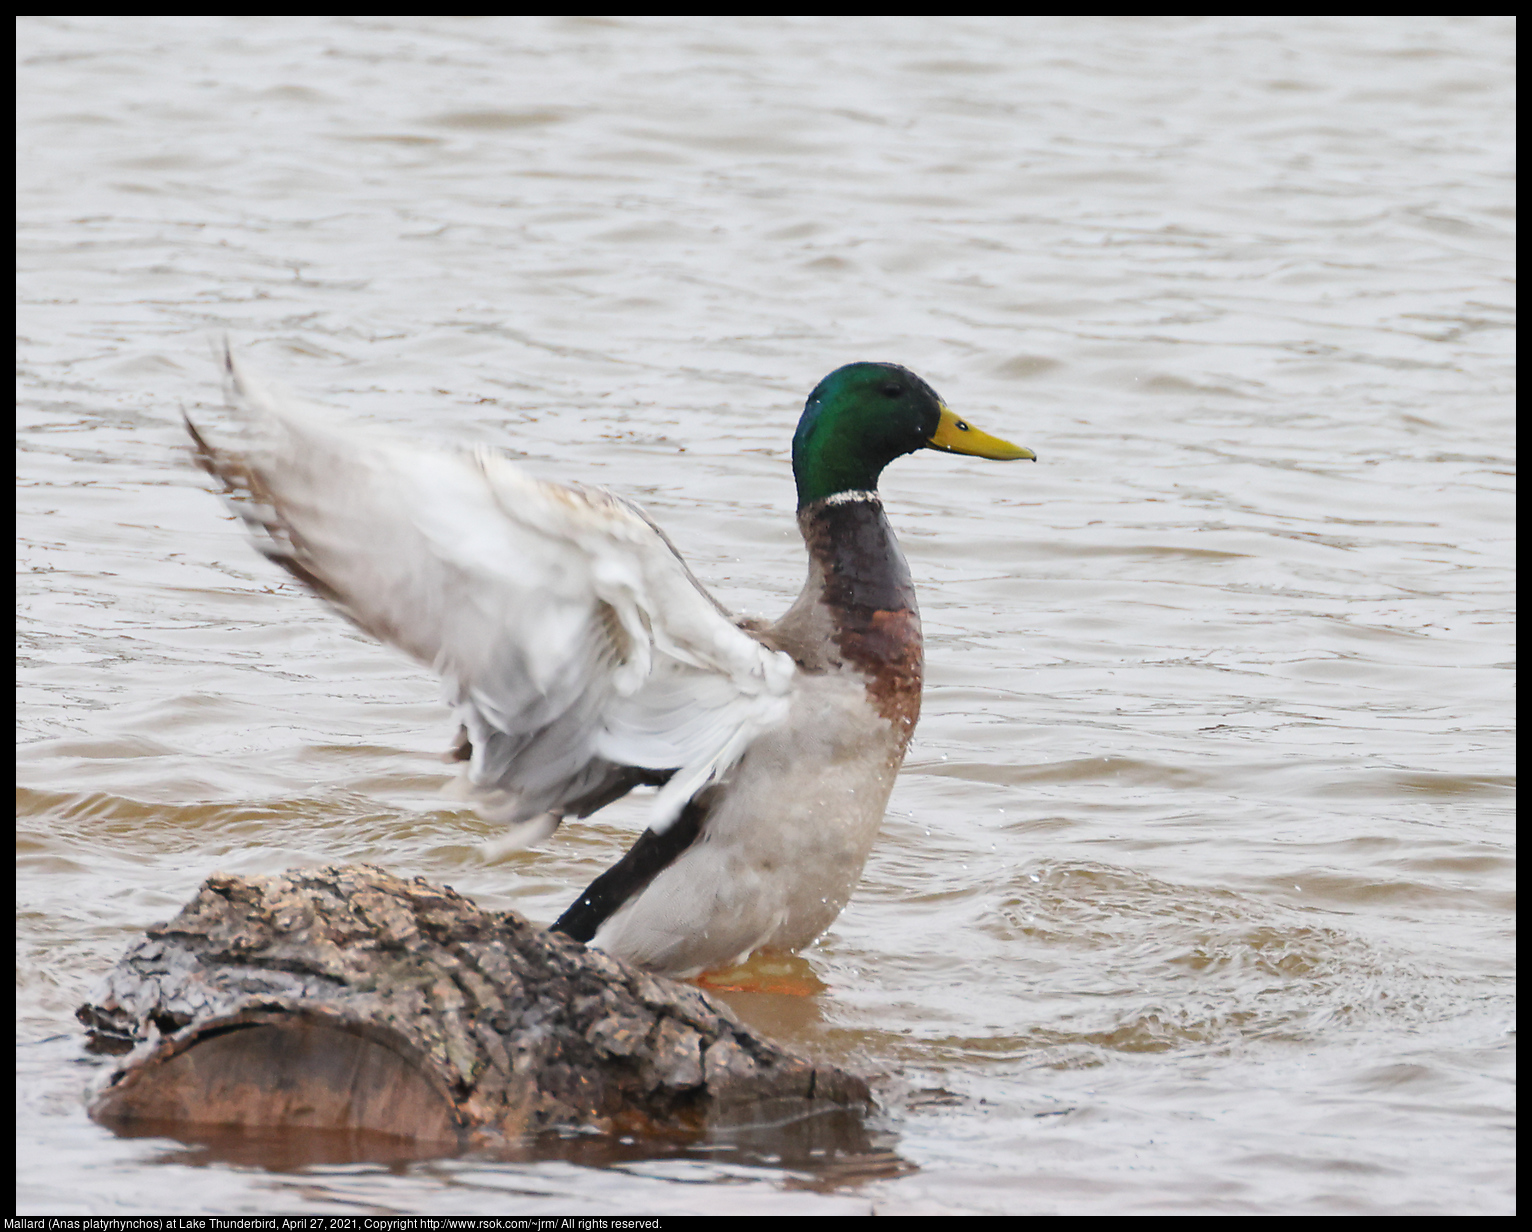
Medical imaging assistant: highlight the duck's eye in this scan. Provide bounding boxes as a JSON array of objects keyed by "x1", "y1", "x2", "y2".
[{"x1": 880, "y1": 384, "x2": 903, "y2": 398}]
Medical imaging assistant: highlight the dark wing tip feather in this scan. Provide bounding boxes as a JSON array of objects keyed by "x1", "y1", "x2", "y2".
[{"x1": 550, "y1": 786, "x2": 710, "y2": 943}]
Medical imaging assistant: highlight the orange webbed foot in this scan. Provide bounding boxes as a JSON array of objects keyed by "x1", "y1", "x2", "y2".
[{"x1": 692, "y1": 950, "x2": 827, "y2": 997}]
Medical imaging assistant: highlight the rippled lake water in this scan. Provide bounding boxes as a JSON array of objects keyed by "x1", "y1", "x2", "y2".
[{"x1": 17, "y1": 15, "x2": 1514, "y2": 1215}]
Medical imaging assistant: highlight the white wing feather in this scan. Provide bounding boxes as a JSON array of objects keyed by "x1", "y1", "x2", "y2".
[{"x1": 190, "y1": 350, "x2": 796, "y2": 840}]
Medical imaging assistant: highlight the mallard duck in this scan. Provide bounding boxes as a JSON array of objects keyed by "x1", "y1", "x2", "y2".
[{"x1": 187, "y1": 349, "x2": 1033, "y2": 978}]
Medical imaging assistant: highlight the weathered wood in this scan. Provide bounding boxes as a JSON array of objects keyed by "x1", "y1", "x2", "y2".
[{"x1": 78, "y1": 865, "x2": 870, "y2": 1147}]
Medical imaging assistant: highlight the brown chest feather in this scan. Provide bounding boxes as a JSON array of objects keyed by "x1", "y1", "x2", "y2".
[{"x1": 799, "y1": 497, "x2": 924, "y2": 737}]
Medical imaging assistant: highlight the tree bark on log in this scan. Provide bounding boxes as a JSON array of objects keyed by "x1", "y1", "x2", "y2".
[{"x1": 77, "y1": 865, "x2": 870, "y2": 1148}]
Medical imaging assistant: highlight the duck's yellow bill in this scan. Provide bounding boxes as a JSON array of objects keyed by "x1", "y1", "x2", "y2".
[{"x1": 926, "y1": 405, "x2": 1036, "y2": 461}]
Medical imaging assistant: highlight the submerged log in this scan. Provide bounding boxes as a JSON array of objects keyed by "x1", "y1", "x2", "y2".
[{"x1": 77, "y1": 864, "x2": 870, "y2": 1147}]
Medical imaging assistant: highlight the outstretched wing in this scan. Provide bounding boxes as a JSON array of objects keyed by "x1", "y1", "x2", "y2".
[{"x1": 187, "y1": 347, "x2": 796, "y2": 843}]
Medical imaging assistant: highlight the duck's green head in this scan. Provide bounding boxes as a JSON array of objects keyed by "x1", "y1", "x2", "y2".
[{"x1": 791, "y1": 362, "x2": 1034, "y2": 509}]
